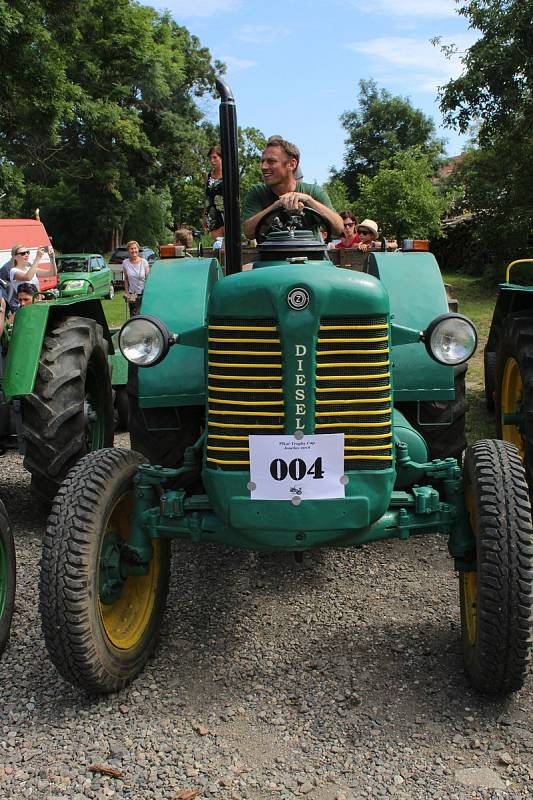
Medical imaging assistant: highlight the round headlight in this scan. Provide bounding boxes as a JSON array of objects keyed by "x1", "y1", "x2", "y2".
[
  {"x1": 424, "y1": 313, "x2": 477, "y2": 366},
  {"x1": 118, "y1": 315, "x2": 171, "y2": 367}
]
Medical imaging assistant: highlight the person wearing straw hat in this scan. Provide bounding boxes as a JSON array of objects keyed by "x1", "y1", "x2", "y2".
[{"x1": 356, "y1": 219, "x2": 398, "y2": 252}]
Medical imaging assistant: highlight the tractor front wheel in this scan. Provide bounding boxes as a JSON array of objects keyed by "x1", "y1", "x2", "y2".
[
  {"x1": 39, "y1": 448, "x2": 170, "y2": 693},
  {"x1": 21, "y1": 316, "x2": 114, "y2": 503},
  {"x1": 460, "y1": 439, "x2": 533, "y2": 695},
  {"x1": 0, "y1": 500, "x2": 15, "y2": 657}
]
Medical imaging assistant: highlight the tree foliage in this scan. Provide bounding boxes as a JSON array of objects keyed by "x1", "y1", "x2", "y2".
[
  {"x1": 438, "y1": 0, "x2": 533, "y2": 274},
  {"x1": 335, "y1": 79, "x2": 445, "y2": 201},
  {"x1": 354, "y1": 148, "x2": 452, "y2": 242}
]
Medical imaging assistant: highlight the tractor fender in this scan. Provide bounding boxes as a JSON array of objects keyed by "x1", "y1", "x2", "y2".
[
  {"x1": 367, "y1": 252, "x2": 454, "y2": 401},
  {"x1": 137, "y1": 257, "x2": 222, "y2": 407},
  {"x1": 3, "y1": 297, "x2": 112, "y2": 401}
]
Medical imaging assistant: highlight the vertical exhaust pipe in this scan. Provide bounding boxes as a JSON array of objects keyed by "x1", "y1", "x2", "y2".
[{"x1": 216, "y1": 77, "x2": 241, "y2": 276}]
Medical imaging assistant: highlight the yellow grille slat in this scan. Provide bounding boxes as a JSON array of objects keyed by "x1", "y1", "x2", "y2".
[
  {"x1": 346, "y1": 444, "x2": 393, "y2": 451},
  {"x1": 317, "y1": 361, "x2": 389, "y2": 368},
  {"x1": 316, "y1": 385, "x2": 391, "y2": 394},
  {"x1": 208, "y1": 446, "x2": 250, "y2": 452},
  {"x1": 207, "y1": 457, "x2": 250, "y2": 465},
  {"x1": 207, "y1": 433, "x2": 249, "y2": 440},
  {"x1": 317, "y1": 348, "x2": 389, "y2": 356},
  {"x1": 316, "y1": 421, "x2": 390, "y2": 428},
  {"x1": 210, "y1": 409, "x2": 283, "y2": 417},
  {"x1": 209, "y1": 336, "x2": 280, "y2": 344},
  {"x1": 208, "y1": 385, "x2": 282, "y2": 394},
  {"x1": 208, "y1": 361, "x2": 282, "y2": 369},
  {"x1": 344, "y1": 455, "x2": 392, "y2": 461},
  {"x1": 209, "y1": 373, "x2": 282, "y2": 381},
  {"x1": 208, "y1": 349, "x2": 282, "y2": 356},
  {"x1": 317, "y1": 373, "x2": 390, "y2": 382},
  {"x1": 345, "y1": 433, "x2": 392, "y2": 440},
  {"x1": 208, "y1": 421, "x2": 283, "y2": 429},
  {"x1": 319, "y1": 324, "x2": 388, "y2": 331},
  {"x1": 209, "y1": 397, "x2": 283, "y2": 407},
  {"x1": 209, "y1": 325, "x2": 277, "y2": 332},
  {"x1": 316, "y1": 396, "x2": 391, "y2": 407},
  {"x1": 318, "y1": 336, "x2": 388, "y2": 344}
]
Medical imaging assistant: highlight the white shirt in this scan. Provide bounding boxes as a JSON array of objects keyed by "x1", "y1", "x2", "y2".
[
  {"x1": 122, "y1": 258, "x2": 148, "y2": 294},
  {"x1": 9, "y1": 268, "x2": 39, "y2": 292}
]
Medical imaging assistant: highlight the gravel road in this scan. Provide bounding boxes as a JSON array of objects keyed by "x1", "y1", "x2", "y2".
[{"x1": 1, "y1": 438, "x2": 531, "y2": 800}]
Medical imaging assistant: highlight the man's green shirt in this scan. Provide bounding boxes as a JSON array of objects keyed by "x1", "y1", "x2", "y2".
[{"x1": 243, "y1": 181, "x2": 334, "y2": 236}]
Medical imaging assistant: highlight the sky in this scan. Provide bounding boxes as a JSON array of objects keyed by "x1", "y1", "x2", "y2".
[{"x1": 149, "y1": 0, "x2": 478, "y2": 185}]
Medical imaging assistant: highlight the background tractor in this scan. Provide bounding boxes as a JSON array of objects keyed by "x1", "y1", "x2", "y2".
[
  {"x1": 39, "y1": 80, "x2": 533, "y2": 695},
  {"x1": 0, "y1": 293, "x2": 115, "y2": 503}
]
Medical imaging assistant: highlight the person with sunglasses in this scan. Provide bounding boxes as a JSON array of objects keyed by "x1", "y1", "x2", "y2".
[
  {"x1": 334, "y1": 211, "x2": 361, "y2": 248},
  {"x1": 355, "y1": 219, "x2": 398, "y2": 253},
  {"x1": 8, "y1": 243, "x2": 56, "y2": 294}
]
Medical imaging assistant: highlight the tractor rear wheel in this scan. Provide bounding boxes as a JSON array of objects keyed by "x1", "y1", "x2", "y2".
[
  {"x1": 40, "y1": 448, "x2": 170, "y2": 693},
  {"x1": 21, "y1": 316, "x2": 114, "y2": 504},
  {"x1": 0, "y1": 500, "x2": 15, "y2": 657},
  {"x1": 495, "y1": 314, "x2": 533, "y2": 491},
  {"x1": 460, "y1": 439, "x2": 533, "y2": 695},
  {"x1": 397, "y1": 363, "x2": 468, "y2": 461}
]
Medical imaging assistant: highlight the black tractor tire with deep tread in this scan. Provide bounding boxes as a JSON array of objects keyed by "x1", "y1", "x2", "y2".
[
  {"x1": 21, "y1": 316, "x2": 114, "y2": 503},
  {"x1": 127, "y1": 365, "x2": 203, "y2": 469},
  {"x1": 397, "y1": 363, "x2": 468, "y2": 461},
  {"x1": 0, "y1": 500, "x2": 15, "y2": 657},
  {"x1": 40, "y1": 447, "x2": 171, "y2": 693},
  {"x1": 494, "y1": 313, "x2": 533, "y2": 492},
  {"x1": 460, "y1": 439, "x2": 533, "y2": 695}
]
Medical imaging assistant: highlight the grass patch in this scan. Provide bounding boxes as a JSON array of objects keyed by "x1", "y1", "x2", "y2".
[{"x1": 104, "y1": 289, "x2": 129, "y2": 329}]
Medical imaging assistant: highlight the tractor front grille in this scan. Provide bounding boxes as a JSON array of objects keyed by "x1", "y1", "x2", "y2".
[
  {"x1": 315, "y1": 315, "x2": 393, "y2": 470},
  {"x1": 207, "y1": 318, "x2": 284, "y2": 470}
]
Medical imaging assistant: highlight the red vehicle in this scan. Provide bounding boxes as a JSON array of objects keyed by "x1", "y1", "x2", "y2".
[{"x1": 0, "y1": 218, "x2": 58, "y2": 291}]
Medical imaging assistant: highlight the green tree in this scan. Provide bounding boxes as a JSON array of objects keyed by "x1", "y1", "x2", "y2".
[
  {"x1": 438, "y1": 0, "x2": 533, "y2": 272},
  {"x1": 335, "y1": 79, "x2": 444, "y2": 201},
  {"x1": 354, "y1": 148, "x2": 452, "y2": 242},
  {"x1": 322, "y1": 177, "x2": 350, "y2": 213}
]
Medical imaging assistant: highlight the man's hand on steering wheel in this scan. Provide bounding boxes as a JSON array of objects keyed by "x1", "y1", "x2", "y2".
[{"x1": 254, "y1": 203, "x2": 333, "y2": 244}]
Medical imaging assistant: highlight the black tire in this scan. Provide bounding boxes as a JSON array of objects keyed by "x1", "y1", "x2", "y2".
[
  {"x1": 0, "y1": 500, "x2": 15, "y2": 657},
  {"x1": 397, "y1": 363, "x2": 468, "y2": 461},
  {"x1": 460, "y1": 439, "x2": 533, "y2": 695},
  {"x1": 484, "y1": 350, "x2": 496, "y2": 412},
  {"x1": 40, "y1": 448, "x2": 170, "y2": 693},
  {"x1": 115, "y1": 386, "x2": 129, "y2": 432},
  {"x1": 494, "y1": 314, "x2": 533, "y2": 492},
  {"x1": 21, "y1": 316, "x2": 114, "y2": 504},
  {"x1": 127, "y1": 365, "x2": 203, "y2": 469}
]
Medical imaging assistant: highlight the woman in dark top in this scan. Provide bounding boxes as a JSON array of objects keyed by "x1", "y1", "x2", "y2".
[{"x1": 204, "y1": 144, "x2": 224, "y2": 240}]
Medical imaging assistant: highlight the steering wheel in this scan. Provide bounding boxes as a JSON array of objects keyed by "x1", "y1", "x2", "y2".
[{"x1": 254, "y1": 204, "x2": 332, "y2": 244}]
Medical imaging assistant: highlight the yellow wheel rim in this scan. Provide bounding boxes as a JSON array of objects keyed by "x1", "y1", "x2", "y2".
[
  {"x1": 461, "y1": 485, "x2": 477, "y2": 646},
  {"x1": 500, "y1": 357, "x2": 524, "y2": 457},
  {"x1": 98, "y1": 493, "x2": 160, "y2": 650}
]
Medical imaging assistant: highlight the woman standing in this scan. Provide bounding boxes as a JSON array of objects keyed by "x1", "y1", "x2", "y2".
[
  {"x1": 9, "y1": 244, "x2": 57, "y2": 293},
  {"x1": 204, "y1": 144, "x2": 224, "y2": 240},
  {"x1": 122, "y1": 240, "x2": 149, "y2": 317}
]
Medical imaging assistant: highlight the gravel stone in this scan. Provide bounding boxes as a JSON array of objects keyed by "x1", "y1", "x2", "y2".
[{"x1": 0, "y1": 436, "x2": 531, "y2": 799}]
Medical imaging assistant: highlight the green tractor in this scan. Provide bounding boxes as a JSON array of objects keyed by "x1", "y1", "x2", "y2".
[
  {"x1": 40, "y1": 81, "x2": 533, "y2": 695},
  {"x1": 0, "y1": 293, "x2": 114, "y2": 502}
]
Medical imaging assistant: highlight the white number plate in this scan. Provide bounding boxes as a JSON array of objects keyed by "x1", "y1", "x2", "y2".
[{"x1": 248, "y1": 434, "x2": 345, "y2": 501}]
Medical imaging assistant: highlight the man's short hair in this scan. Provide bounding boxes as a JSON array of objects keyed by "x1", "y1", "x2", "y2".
[
  {"x1": 174, "y1": 228, "x2": 193, "y2": 248},
  {"x1": 266, "y1": 135, "x2": 300, "y2": 165},
  {"x1": 16, "y1": 282, "x2": 37, "y2": 297}
]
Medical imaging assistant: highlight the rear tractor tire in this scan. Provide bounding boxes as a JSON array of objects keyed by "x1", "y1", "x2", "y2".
[
  {"x1": 40, "y1": 448, "x2": 170, "y2": 693},
  {"x1": 495, "y1": 314, "x2": 533, "y2": 492},
  {"x1": 0, "y1": 500, "x2": 15, "y2": 657},
  {"x1": 21, "y1": 316, "x2": 114, "y2": 504},
  {"x1": 460, "y1": 439, "x2": 533, "y2": 695}
]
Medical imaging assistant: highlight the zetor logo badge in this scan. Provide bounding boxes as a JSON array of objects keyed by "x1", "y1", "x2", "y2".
[{"x1": 287, "y1": 287, "x2": 309, "y2": 310}]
